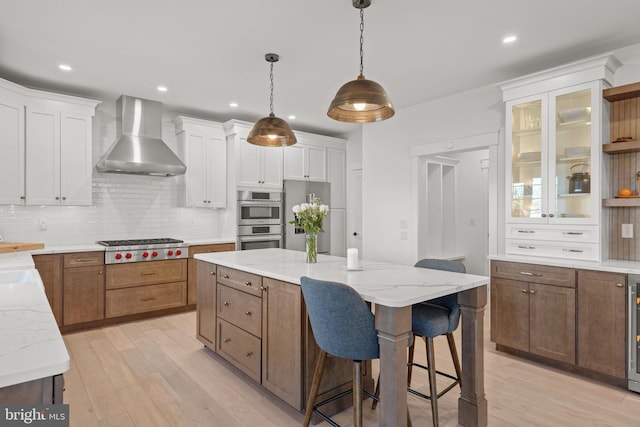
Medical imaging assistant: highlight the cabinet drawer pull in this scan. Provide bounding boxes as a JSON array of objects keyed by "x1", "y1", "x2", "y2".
[
  {"x1": 245, "y1": 281, "x2": 252, "y2": 287},
  {"x1": 223, "y1": 301, "x2": 229, "y2": 306},
  {"x1": 517, "y1": 245, "x2": 536, "y2": 250},
  {"x1": 74, "y1": 258, "x2": 96, "y2": 262},
  {"x1": 521, "y1": 289, "x2": 528, "y2": 293},
  {"x1": 140, "y1": 297, "x2": 156, "y2": 302},
  {"x1": 245, "y1": 311, "x2": 252, "y2": 316},
  {"x1": 617, "y1": 283, "x2": 624, "y2": 288},
  {"x1": 548, "y1": 213, "x2": 554, "y2": 218},
  {"x1": 20, "y1": 196, "x2": 25, "y2": 200},
  {"x1": 517, "y1": 230, "x2": 535, "y2": 234},
  {"x1": 224, "y1": 338, "x2": 231, "y2": 343},
  {"x1": 260, "y1": 286, "x2": 267, "y2": 291},
  {"x1": 223, "y1": 274, "x2": 229, "y2": 279},
  {"x1": 529, "y1": 290, "x2": 536, "y2": 294},
  {"x1": 541, "y1": 213, "x2": 547, "y2": 218},
  {"x1": 562, "y1": 248, "x2": 583, "y2": 253},
  {"x1": 245, "y1": 351, "x2": 253, "y2": 358},
  {"x1": 563, "y1": 231, "x2": 583, "y2": 236},
  {"x1": 210, "y1": 271, "x2": 215, "y2": 276},
  {"x1": 140, "y1": 271, "x2": 157, "y2": 276},
  {"x1": 519, "y1": 271, "x2": 542, "y2": 277}
]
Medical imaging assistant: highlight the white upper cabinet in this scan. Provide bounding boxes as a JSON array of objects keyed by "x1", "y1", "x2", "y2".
[
  {"x1": 499, "y1": 53, "x2": 620, "y2": 261},
  {"x1": 0, "y1": 89, "x2": 25, "y2": 205},
  {"x1": 0, "y1": 78, "x2": 98, "y2": 206},
  {"x1": 283, "y1": 143, "x2": 327, "y2": 181},
  {"x1": 175, "y1": 117, "x2": 227, "y2": 208},
  {"x1": 224, "y1": 120, "x2": 283, "y2": 190}
]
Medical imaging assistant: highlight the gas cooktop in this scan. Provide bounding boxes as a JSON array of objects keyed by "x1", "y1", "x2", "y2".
[{"x1": 96, "y1": 238, "x2": 188, "y2": 263}]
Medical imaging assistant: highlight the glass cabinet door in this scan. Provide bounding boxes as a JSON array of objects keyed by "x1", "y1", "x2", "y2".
[
  {"x1": 507, "y1": 95, "x2": 548, "y2": 222},
  {"x1": 549, "y1": 83, "x2": 597, "y2": 224}
]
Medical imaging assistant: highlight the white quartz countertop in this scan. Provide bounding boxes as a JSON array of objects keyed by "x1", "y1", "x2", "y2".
[
  {"x1": 0, "y1": 269, "x2": 70, "y2": 388},
  {"x1": 489, "y1": 253, "x2": 640, "y2": 274},
  {"x1": 195, "y1": 249, "x2": 489, "y2": 307}
]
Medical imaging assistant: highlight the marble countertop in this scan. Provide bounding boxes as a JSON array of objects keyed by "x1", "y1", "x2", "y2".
[
  {"x1": 0, "y1": 269, "x2": 69, "y2": 388},
  {"x1": 489, "y1": 253, "x2": 640, "y2": 274},
  {"x1": 195, "y1": 248, "x2": 489, "y2": 307}
]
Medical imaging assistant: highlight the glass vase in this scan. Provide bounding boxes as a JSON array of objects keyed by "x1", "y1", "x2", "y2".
[{"x1": 305, "y1": 232, "x2": 318, "y2": 263}]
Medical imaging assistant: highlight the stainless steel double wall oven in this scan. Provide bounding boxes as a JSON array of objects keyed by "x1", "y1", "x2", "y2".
[{"x1": 236, "y1": 191, "x2": 283, "y2": 250}]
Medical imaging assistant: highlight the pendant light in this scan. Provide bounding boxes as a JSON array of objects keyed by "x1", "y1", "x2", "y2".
[
  {"x1": 328, "y1": 0, "x2": 394, "y2": 123},
  {"x1": 247, "y1": 53, "x2": 297, "y2": 147}
]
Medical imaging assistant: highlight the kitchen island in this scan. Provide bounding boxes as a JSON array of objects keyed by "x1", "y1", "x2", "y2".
[
  {"x1": 195, "y1": 248, "x2": 489, "y2": 427},
  {"x1": 0, "y1": 254, "x2": 69, "y2": 403}
]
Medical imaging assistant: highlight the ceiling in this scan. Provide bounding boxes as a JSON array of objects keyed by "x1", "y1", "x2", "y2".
[{"x1": 2, "y1": 0, "x2": 640, "y2": 137}]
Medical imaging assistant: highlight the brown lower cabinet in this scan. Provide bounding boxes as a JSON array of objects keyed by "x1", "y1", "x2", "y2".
[
  {"x1": 63, "y1": 252, "x2": 105, "y2": 326},
  {"x1": 491, "y1": 260, "x2": 627, "y2": 384},
  {"x1": 32, "y1": 254, "x2": 63, "y2": 326},
  {"x1": 196, "y1": 261, "x2": 366, "y2": 414},
  {"x1": 188, "y1": 243, "x2": 235, "y2": 305},
  {"x1": 577, "y1": 270, "x2": 626, "y2": 378}
]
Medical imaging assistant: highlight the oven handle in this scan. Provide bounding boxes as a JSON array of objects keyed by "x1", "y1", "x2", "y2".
[
  {"x1": 237, "y1": 235, "x2": 282, "y2": 242},
  {"x1": 238, "y1": 201, "x2": 282, "y2": 208},
  {"x1": 629, "y1": 283, "x2": 636, "y2": 376}
]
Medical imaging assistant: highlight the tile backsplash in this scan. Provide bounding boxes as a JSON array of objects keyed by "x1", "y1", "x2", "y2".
[{"x1": 0, "y1": 100, "x2": 235, "y2": 245}]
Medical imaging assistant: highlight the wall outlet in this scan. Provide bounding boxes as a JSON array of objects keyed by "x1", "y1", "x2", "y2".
[{"x1": 622, "y1": 223, "x2": 634, "y2": 239}]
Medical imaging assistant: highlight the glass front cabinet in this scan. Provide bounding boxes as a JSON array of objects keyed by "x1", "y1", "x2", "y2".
[{"x1": 501, "y1": 53, "x2": 620, "y2": 261}]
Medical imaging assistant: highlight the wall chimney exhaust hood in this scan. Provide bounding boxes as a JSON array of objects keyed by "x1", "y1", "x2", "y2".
[{"x1": 96, "y1": 95, "x2": 186, "y2": 176}]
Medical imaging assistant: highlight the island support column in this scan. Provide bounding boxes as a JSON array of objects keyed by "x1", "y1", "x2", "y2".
[
  {"x1": 375, "y1": 305, "x2": 412, "y2": 427},
  {"x1": 458, "y1": 285, "x2": 488, "y2": 427}
]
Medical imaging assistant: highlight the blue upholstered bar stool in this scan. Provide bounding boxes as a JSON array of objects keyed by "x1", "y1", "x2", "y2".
[
  {"x1": 300, "y1": 276, "x2": 410, "y2": 427},
  {"x1": 408, "y1": 258, "x2": 465, "y2": 427}
]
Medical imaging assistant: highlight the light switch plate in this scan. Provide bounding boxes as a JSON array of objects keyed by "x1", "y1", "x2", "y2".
[{"x1": 622, "y1": 223, "x2": 634, "y2": 238}]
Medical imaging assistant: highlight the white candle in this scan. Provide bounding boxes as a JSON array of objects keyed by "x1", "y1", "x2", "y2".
[{"x1": 347, "y1": 248, "x2": 359, "y2": 270}]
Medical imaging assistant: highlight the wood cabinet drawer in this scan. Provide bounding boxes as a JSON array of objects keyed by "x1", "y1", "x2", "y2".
[
  {"x1": 63, "y1": 251, "x2": 104, "y2": 268},
  {"x1": 105, "y1": 259, "x2": 187, "y2": 289},
  {"x1": 188, "y1": 243, "x2": 235, "y2": 257},
  {"x1": 491, "y1": 260, "x2": 575, "y2": 288},
  {"x1": 217, "y1": 266, "x2": 263, "y2": 297},
  {"x1": 217, "y1": 284, "x2": 262, "y2": 337},
  {"x1": 105, "y1": 281, "x2": 187, "y2": 318},
  {"x1": 217, "y1": 318, "x2": 261, "y2": 383}
]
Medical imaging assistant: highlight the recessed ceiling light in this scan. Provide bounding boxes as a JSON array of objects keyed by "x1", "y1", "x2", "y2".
[
  {"x1": 288, "y1": 115, "x2": 296, "y2": 120},
  {"x1": 229, "y1": 102, "x2": 239, "y2": 108},
  {"x1": 157, "y1": 86, "x2": 168, "y2": 92},
  {"x1": 58, "y1": 64, "x2": 72, "y2": 71},
  {"x1": 503, "y1": 35, "x2": 517, "y2": 44}
]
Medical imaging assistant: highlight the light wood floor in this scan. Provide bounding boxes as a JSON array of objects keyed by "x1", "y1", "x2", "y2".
[{"x1": 63, "y1": 310, "x2": 640, "y2": 426}]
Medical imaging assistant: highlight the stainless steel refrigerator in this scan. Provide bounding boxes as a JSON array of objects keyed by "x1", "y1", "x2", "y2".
[{"x1": 283, "y1": 180, "x2": 331, "y2": 254}]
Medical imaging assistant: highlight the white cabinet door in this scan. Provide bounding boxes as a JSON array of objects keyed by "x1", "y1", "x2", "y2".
[
  {"x1": 283, "y1": 144, "x2": 305, "y2": 180},
  {"x1": 0, "y1": 99, "x2": 25, "y2": 204},
  {"x1": 60, "y1": 113, "x2": 92, "y2": 206},
  {"x1": 260, "y1": 146, "x2": 283, "y2": 189},
  {"x1": 205, "y1": 132, "x2": 227, "y2": 208},
  {"x1": 327, "y1": 148, "x2": 346, "y2": 209},
  {"x1": 330, "y1": 208, "x2": 346, "y2": 257},
  {"x1": 237, "y1": 139, "x2": 261, "y2": 187},
  {"x1": 185, "y1": 133, "x2": 208, "y2": 207},
  {"x1": 307, "y1": 146, "x2": 327, "y2": 181},
  {"x1": 25, "y1": 107, "x2": 61, "y2": 205}
]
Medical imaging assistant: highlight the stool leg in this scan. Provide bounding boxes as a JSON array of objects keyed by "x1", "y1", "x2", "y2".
[
  {"x1": 446, "y1": 333, "x2": 462, "y2": 387},
  {"x1": 303, "y1": 350, "x2": 328, "y2": 427},
  {"x1": 426, "y1": 337, "x2": 439, "y2": 427},
  {"x1": 407, "y1": 339, "x2": 416, "y2": 386},
  {"x1": 371, "y1": 373, "x2": 380, "y2": 410},
  {"x1": 353, "y1": 360, "x2": 363, "y2": 427}
]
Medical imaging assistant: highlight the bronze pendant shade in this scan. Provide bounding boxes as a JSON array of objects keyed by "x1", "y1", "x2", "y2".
[
  {"x1": 328, "y1": 0, "x2": 394, "y2": 123},
  {"x1": 248, "y1": 53, "x2": 297, "y2": 147}
]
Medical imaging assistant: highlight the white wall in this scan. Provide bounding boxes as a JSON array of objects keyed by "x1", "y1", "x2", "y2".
[
  {"x1": 361, "y1": 84, "x2": 504, "y2": 266},
  {"x1": 0, "y1": 100, "x2": 236, "y2": 245}
]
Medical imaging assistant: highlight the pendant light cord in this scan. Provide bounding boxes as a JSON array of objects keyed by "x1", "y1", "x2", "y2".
[
  {"x1": 359, "y1": 6, "x2": 365, "y2": 76},
  {"x1": 269, "y1": 61, "x2": 275, "y2": 115}
]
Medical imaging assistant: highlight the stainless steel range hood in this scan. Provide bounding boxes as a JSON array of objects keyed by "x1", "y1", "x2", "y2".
[{"x1": 96, "y1": 95, "x2": 186, "y2": 176}]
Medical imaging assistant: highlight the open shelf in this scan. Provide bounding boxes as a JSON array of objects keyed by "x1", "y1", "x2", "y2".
[
  {"x1": 602, "y1": 139, "x2": 640, "y2": 154},
  {"x1": 603, "y1": 82, "x2": 640, "y2": 102},
  {"x1": 602, "y1": 198, "x2": 640, "y2": 207}
]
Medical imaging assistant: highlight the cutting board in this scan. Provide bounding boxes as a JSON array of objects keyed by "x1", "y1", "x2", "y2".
[{"x1": 0, "y1": 242, "x2": 45, "y2": 253}]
